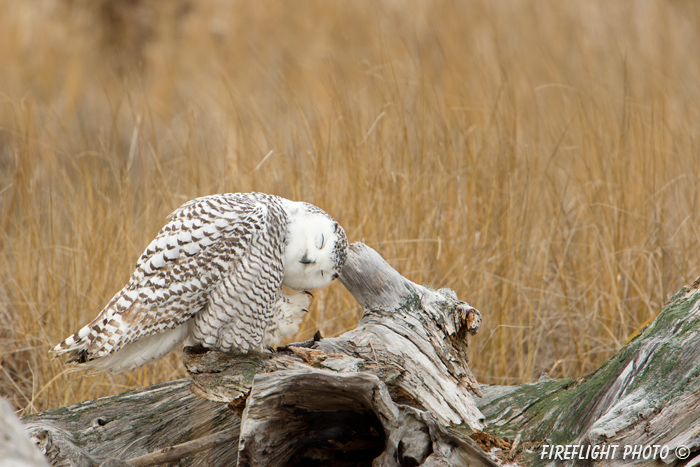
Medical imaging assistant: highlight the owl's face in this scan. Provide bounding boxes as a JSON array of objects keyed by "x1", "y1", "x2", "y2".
[{"x1": 283, "y1": 208, "x2": 348, "y2": 291}]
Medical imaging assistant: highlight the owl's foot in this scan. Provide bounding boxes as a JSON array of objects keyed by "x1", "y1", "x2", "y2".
[
  {"x1": 277, "y1": 330, "x2": 323, "y2": 352},
  {"x1": 263, "y1": 291, "x2": 313, "y2": 348}
]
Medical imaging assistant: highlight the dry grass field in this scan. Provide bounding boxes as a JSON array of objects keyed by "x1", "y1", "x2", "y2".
[{"x1": 2, "y1": 0, "x2": 700, "y2": 414}]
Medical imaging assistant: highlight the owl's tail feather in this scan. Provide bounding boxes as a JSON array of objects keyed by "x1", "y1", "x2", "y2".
[{"x1": 52, "y1": 323, "x2": 189, "y2": 373}]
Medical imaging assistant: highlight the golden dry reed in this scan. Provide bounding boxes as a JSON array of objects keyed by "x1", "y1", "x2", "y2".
[{"x1": 2, "y1": 1, "x2": 700, "y2": 413}]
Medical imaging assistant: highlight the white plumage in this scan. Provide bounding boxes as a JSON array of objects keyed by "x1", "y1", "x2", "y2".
[{"x1": 53, "y1": 192, "x2": 348, "y2": 373}]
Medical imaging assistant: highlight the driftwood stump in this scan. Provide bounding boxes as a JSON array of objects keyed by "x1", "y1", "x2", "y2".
[
  {"x1": 22, "y1": 243, "x2": 492, "y2": 466},
  {"x1": 20, "y1": 243, "x2": 700, "y2": 466}
]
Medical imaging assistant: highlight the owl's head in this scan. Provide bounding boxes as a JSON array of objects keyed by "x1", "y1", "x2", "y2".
[{"x1": 283, "y1": 204, "x2": 348, "y2": 291}]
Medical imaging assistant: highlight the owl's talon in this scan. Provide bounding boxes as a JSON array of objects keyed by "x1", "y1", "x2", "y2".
[{"x1": 303, "y1": 291, "x2": 314, "y2": 298}]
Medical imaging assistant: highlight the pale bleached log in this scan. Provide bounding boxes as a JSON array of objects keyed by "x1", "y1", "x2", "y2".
[
  {"x1": 21, "y1": 244, "x2": 700, "y2": 466},
  {"x1": 477, "y1": 279, "x2": 700, "y2": 466},
  {"x1": 1, "y1": 399, "x2": 50, "y2": 467},
  {"x1": 127, "y1": 427, "x2": 239, "y2": 467},
  {"x1": 237, "y1": 366, "x2": 495, "y2": 467},
  {"x1": 23, "y1": 242, "x2": 488, "y2": 466},
  {"x1": 23, "y1": 381, "x2": 240, "y2": 467}
]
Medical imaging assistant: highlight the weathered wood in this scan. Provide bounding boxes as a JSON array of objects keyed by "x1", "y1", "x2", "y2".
[
  {"x1": 22, "y1": 242, "x2": 700, "y2": 466},
  {"x1": 127, "y1": 427, "x2": 239, "y2": 467},
  {"x1": 22, "y1": 380, "x2": 240, "y2": 467},
  {"x1": 22, "y1": 242, "x2": 488, "y2": 466},
  {"x1": 323, "y1": 243, "x2": 484, "y2": 426},
  {"x1": 237, "y1": 366, "x2": 494, "y2": 467},
  {"x1": 336, "y1": 242, "x2": 417, "y2": 311},
  {"x1": 1, "y1": 398, "x2": 50, "y2": 467},
  {"x1": 476, "y1": 278, "x2": 700, "y2": 466}
]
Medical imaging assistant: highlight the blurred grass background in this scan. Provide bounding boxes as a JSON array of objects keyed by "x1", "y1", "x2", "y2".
[{"x1": 2, "y1": 0, "x2": 700, "y2": 413}]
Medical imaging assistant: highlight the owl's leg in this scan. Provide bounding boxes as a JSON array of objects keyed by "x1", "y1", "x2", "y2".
[{"x1": 263, "y1": 291, "x2": 312, "y2": 349}]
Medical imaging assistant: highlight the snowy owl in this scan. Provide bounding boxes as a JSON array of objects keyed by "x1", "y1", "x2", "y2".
[{"x1": 52, "y1": 192, "x2": 348, "y2": 373}]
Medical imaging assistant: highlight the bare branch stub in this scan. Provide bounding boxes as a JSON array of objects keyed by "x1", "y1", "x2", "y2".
[
  {"x1": 327, "y1": 242, "x2": 485, "y2": 428},
  {"x1": 338, "y1": 242, "x2": 418, "y2": 310}
]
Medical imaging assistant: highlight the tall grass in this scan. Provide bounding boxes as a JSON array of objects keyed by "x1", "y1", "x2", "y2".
[{"x1": 2, "y1": 0, "x2": 700, "y2": 413}]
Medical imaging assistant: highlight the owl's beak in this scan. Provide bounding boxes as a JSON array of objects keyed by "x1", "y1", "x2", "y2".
[{"x1": 299, "y1": 253, "x2": 315, "y2": 265}]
